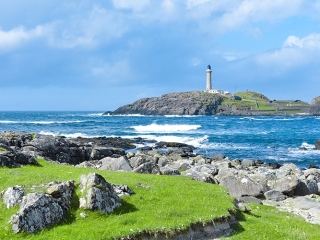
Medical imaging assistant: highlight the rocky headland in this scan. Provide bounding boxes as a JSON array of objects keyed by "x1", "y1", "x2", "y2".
[
  {"x1": 106, "y1": 90, "x2": 320, "y2": 116},
  {"x1": 2, "y1": 131, "x2": 320, "y2": 238}
]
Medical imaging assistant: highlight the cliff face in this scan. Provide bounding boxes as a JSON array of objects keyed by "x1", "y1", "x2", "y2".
[{"x1": 112, "y1": 91, "x2": 224, "y2": 115}]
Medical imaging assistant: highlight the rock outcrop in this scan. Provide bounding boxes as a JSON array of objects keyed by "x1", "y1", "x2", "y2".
[{"x1": 111, "y1": 91, "x2": 224, "y2": 115}]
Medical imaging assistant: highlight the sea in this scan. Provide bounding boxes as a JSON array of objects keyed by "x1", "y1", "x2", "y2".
[{"x1": 1, "y1": 111, "x2": 320, "y2": 169}]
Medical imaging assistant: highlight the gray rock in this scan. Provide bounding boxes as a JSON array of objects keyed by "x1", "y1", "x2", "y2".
[
  {"x1": 130, "y1": 156, "x2": 148, "y2": 168},
  {"x1": 46, "y1": 180, "x2": 75, "y2": 210},
  {"x1": 211, "y1": 154, "x2": 226, "y2": 162},
  {"x1": 75, "y1": 161, "x2": 96, "y2": 168},
  {"x1": 169, "y1": 160, "x2": 193, "y2": 171},
  {"x1": 241, "y1": 159, "x2": 256, "y2": 168},
  {"x1": 112, "y1": 184, "x2": 135, "y2": 197},
  {"x1": 90, "y1": 147, "x2": 125, "y2": 160},
  {"x1": 159, "y1": 166, "x2": 181, "y2": 175},
  {"x1": 133, "y1": 162, "x2": 160, "y2": 174},
  {"x1": 181, "y1": 168, "x2": 214, "y2": 183},
  {"x1": 79, "y1": 173, "x2": 121, "y2": 213},
  {"x1": 267, "y1": 175, "x2": 300, "y2": 194},
  {"x1": 3, "y1": 186, "x2": 25, "y2": 208},
  {"x1": 10, "y1": 193, "x2": 65, "y2": 233},
  {"x1": 277, "y1": 163, "x2": 302, "y2": 178},
  {"x1": 219, "y1": 175, "x2": 263, "y2": 198},
  {"x1": 238, "y1": 196, "x2": 263, "y2": 204},
  {"x1": 293, "y1": 179, "x2": 319, "y2": 196},
  {"x1": 304, "y1": 168, "x2": 320, "y2": 182},
  {"x1": 157, "y1": 156, "x2": 169, "y2": 167},
  {"x1": 96, "y1": 156, "x2": 133, "y2": 172},
  {"x1": 0, "y1": 154, "x2": 18, "y2": 167},
  {"x1": 264, "y1": 190, "x2": 286, "y2": 201},
  {"x1": 112, "y1": 91, "x2": 224, "y2": 115}
]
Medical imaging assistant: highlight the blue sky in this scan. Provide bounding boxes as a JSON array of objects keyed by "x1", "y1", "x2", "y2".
[{"x1": 1, "y1": 0, "x2": 320, "y2": 111}]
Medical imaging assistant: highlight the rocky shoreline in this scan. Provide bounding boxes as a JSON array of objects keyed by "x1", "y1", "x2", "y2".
[{"x1": 1, "y1": 131, "x2": 320, "y2": 237}]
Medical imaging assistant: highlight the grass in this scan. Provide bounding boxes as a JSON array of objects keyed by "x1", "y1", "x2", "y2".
[
  {"x1": 0, "y1": 159, "x2": 235, "y2": 240},
  {"x1": 0, "y1": 147, "x2": 7, "y2": 151},
  {"x1": 224, "y1": 203, "x2": 320, "y2": 240}
]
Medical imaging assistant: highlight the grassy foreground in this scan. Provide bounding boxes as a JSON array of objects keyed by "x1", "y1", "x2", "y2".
[
  {"x1": 1, "y1": 159, "x2": 320, "y2": 240},
  {"x1": 0, "y1": 159, "x2": 235, "y2": 240}
]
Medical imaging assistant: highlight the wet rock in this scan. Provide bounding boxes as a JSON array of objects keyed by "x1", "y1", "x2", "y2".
[
  {"x1": 3, "y1": 186, "x2": 25, "y2": 208},
  {"x1": 79, "y1": 173, "x2": 121, "y2": 213}
]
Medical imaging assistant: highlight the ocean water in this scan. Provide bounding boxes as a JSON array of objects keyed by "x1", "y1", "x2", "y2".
[{"x1": 1, "y1": 111, "x2": 320, "y2": 168}]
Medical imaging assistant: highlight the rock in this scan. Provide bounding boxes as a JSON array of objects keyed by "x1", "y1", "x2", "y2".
[
  {"x1": 90, "y1": 147, "x2": 125, "y2": 160},
  {"x1": 129, "y1": 156, "x2": 148, "y2": 168},
  {"x1": 267, "y1": 175, "x2": 300, "y2": 194},
  {"x1": 112, "y1": 91, "x2": 224, "y2": 115},
  {"x1": 79, "y1": 173, "x2": 121, "y2": 213},
  {"x1": 277, "y1": 163, "x2": 302, "y2": 178},
  {"x1": 157, "y1": 156, "x2": 169, "y2": 167},
  {"x1": 159, "y1": 166, "x2": 181, "y2": 175},
  {"x1": 211, "y1": 154, "x2": 226, "y2": 162},
  {"x1": 304, "y1": 168, "x2": 320, "y2": 182},
  {"x1": 264, "y1": 190, "x2": 286, "y2": 201},
  {"x1": 14, "y1": 151, "x2": 38, "y2": 165},
  {"x1": 241, "y1": 159, "x2": 256, "y2": 168},
  {"x1": 293, "y1": 179, "x2": 319, "y2": 196},
  {"x1": 112, "y1": 184, "x2": 135, "y2": 197},
  {"x1": 3, "y1": 186, "x2": 25, "y2": 208},
  {"x1": 219, "y1": 175, "x2": 263, "y2": 198},
  {"x1": 80, "y1": 212, "x2": 88, "y2": 219},
  {"x1": 0, "y1": 154, "x2": 18, "y2": 167},
  {"x1": 169, "y1": 160, "x2": 193, "y2": 171},
  {"x1": 230, "y1": 159, "x2": 241, "y2": 168},
  {"x1": 75, "y1": 161, "x2": 96, "y2": 168},
  {"x1": 181, "y1": 168, "x2": 214, "y2": 183},
  {"x1": 132, "y1": 162, "x2": 160, "y2": 174},
  {"x1": 46, "y1": 180, "x2": 75, "y2": 210},
  {"x1": 96, "y1": 156, "x2": 133, "y2": 172},
  {"x1": 11, "y1": 193, "x2": 66, "y2": 233},
  {"x1": 312, "y1": 96, "x2": 320, "y2": 105},
  {"x1": 155, "y1": 141, "x2": 195, "y2": 150}
]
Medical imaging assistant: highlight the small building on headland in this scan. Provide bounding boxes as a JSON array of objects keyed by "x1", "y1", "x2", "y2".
[{"x1": 204, "y1": 64, "x2": 231, "y2": 96}]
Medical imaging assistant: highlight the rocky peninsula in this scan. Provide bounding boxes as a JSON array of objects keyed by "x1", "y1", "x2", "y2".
[
  {"x1": 106, "y1": 90, "x2": 320, "y2": 116},
  {"x1": 2, "y1": 131, "x2": 320, "y2": 238}
]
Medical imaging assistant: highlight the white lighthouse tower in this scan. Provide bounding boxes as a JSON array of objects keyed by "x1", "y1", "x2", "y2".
[{"x1": 206, "y1": 64, "x2": 212, "y2": 90}]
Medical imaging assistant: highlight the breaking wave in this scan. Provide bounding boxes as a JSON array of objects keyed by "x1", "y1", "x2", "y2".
[{"x1": 131, "y1": 123, "x2": 201, "y2": 133}]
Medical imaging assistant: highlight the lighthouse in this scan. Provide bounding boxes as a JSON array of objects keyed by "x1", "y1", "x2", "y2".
[{"x1": 206, "y1": 64, "x2": 212, "y2": 90}]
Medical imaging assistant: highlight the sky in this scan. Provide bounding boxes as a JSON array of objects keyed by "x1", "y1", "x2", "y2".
[{"x1": 1, "y1": 0, "x2": 320, "y2": 111}]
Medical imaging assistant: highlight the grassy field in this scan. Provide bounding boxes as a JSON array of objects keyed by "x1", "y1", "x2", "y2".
[
  {"x1": 0, "y1": 159, "x2": 235, "y2": 240},
  {"x1": 1, "y1": 159, "x2": 320, "y2": 239}
]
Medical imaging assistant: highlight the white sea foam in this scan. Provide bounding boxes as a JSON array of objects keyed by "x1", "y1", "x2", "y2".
[
  {"x1": 39, "y1": 131, "x2": 94, "y2": 138},
  {"x1": 132, "y1": 123, "x2": 201, "y2": 133},
  {"x1": 164, "y1": 115, "x2": 199, "y2": 118},
  {"x1": 0, "y1": 120, "x2": 18, "y2": 124},
  {"x1": 88, "y1": 113, "x2": 104, "y2": 117},
  {"x1": 0, "y1": 120, "x2": 85, "y2": 125}
]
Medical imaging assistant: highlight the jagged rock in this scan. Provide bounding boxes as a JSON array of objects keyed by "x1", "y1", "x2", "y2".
[
  {"x1": 10, "y1": 191, "x2": 70, "y2": 233},
  {"x1": 157, "y1": 156, "x2": 169, "y2": 167},
  {"x1": 0, "y1": 132, "x2": 33, "y2": 148},
  {"x1": 46, "y1": 180, "x2": 75, "y2": 210},
  {"x1": 277, "y1": 163, "x2": 303, "y2": 178},
  {"x1": 96, "y1": 156, "x2": 133, "y2": 172},
  {"x1": 211, "y1": 154, "x2": 227, "y2": 162},
  {"x1": 293, "y1": 179, "x2": 319, "y2": 196},
  {"x1": 219, "y1": 175, "x2": 263, "y2": 198},
  {"x1": 111, "y1": 91, "x2": 224, "y2": 115},
  {"x1": 0, "y1": 154, "x2": 18, "y2": 167},
  {"x1": 304, "y1": 168, "x2": 320, "y2": 182},
  {"x1": 212, "y1": 160, "x2": 231, "y2": 170},
  {"x1": 79, "y1": 173, "x2": 121, "y2": 213},
  {"x1": 159, "y1": 166, "x2": 181, "y2": 175},
  {"x1": 75, "y1": 161, "x2": 96, "y2": 168},
  {"x1": 126, "y1": 151, "x2": 135, "y2": 159},
  {"x1": 129, "y1": 156, "x2": 148, "y2": 168},
  {"x1": 264, "y1": 190, "x2": 286, "y2": 201},
  {"x1": 14, "y1": 152, "x2": 38, "y2": 165},
  {"x1": 3, "y1": 186, "x2": 25, "y2": 208},
  {"x1": 112, "y1": 184, "x2": 135, "y2": 197},
  {"x1": 90, "y1": 147, "x2": 125, "y2": 160},
  {"x1": 132, "y1": 162, "x2": 160, "y2": 174}
]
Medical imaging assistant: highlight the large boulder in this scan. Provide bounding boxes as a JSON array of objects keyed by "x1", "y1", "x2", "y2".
[
  {"x1": 132, "y1": 162, "x2": 160, "y2": 174},
  {"x1": 96, "y1": 156, "x2": 133, "y2": 172},
  {"x1": 90, "y1": 147, "x2": 125, "y2": 160},
  {"x1": 3, "y1": 186, "x2": 25, "y2": 208},
  {"x1": 293, "y1": 179, "x2": 319, "y2": 196},
  {"x1": 181, "y1": 168, "x2": 214, "y2": 183},
  {"x1": 79, "y1": 173, "x2": 121, "y2": 213},
  {"x1": 14, "y1": 151, "x2": 38, "y2": 165},
  {"x1": 0, "y1": 154, "x2": 18, "y2": 167},
  {"x1": 264, "y1": 190, "x2": 286, "y2": 201},
  {"x1": 219, "y1": 175, "x2": 264, "y2": 198},
  {"x1": 10, "y1": 180, "x2": 75, "y2": 234}
]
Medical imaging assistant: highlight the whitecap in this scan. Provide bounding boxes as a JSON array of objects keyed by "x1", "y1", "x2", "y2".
[{"x1": 131, "y1": 123, "x2": 201, "y2": 133}]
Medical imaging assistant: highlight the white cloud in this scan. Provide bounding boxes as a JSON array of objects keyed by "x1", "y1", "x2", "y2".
[
  {"x1": 0, "y1": 26, "x2": 44, "y2": 51},
  {"x1": 283, "y1": 34, "x2": 320, "y2": 49},
  {"x1": 112, "y1": 0, "x2": 149, "y2": 11},
  {"x1": 255, "y1": 33, "x2": 320, "y2": 70},
  {"x1": 190, "y1": 57, "x2": 201, "y2": 66}
]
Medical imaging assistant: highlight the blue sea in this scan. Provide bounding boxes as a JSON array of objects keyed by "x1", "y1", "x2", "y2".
[{"x1": 1, "y1": 111, "x2": 320, "y2": 169}]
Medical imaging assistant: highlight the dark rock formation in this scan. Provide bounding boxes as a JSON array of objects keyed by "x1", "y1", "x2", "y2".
[{"x1": 111, "y1": 91, "x2": 224, "y2": 115}]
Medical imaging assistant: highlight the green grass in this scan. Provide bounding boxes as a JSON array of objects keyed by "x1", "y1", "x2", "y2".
[
  {"x1": 0, "y1": 147, "x2": 7, "y2": 151},
  {"x1": 0, "y1": 159, "x2": 235, "y2": 240},
  {"x1": 224, "y1": 203, "x2": 320, "y2": 240}
]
